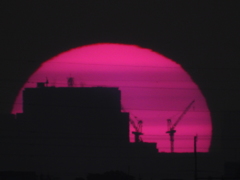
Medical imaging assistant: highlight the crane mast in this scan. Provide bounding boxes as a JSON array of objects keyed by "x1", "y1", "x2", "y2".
[
  {"x1": 166, "y1": 100, "x2": 195, "y2": 153},
  {"x1": 122, "y1": 105, "x2": 144, "y2": 143},
  {"x1": 130, "y1": 118, "x2": 143, "y2": 143}
]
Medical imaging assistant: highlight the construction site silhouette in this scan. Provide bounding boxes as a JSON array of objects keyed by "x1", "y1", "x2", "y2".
[{"x1": 0, "y1": 82, "x2": 230, "y2": 180}]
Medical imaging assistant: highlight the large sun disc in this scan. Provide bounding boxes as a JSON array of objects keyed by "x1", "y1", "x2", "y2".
[{"x1": 12, "y1": 43, "x2": 212, "y2": 153}]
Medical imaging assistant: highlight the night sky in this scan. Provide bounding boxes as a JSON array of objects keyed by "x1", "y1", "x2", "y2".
[{"x1": 1, "y1": 0, "x2": 240, "y2": 162}]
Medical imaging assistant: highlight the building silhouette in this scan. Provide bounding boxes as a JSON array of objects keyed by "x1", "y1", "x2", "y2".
[
  {"x1": 1, "y1": 83, "x2": 159, "y2": 180},
  {"x1": 0, "y1": 171, "x2": 37, "y2": 180},
  {"x1": 0, "y1": 82, "x2": 227, "y2": 180},
  {"x1": 20, "y1": 84, "x2": 129, "y2": 147}
]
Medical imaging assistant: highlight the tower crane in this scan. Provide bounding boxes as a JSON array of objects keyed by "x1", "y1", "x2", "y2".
[
  {"x1": 130, "y1": 117, "x2": 143, "y2": 143},
  {"x1": 166, "y1": 100, "x2": 195, "y2": 153},
  {"x1": 121, "y1": 105, "x2": 144, "y2": 143}
]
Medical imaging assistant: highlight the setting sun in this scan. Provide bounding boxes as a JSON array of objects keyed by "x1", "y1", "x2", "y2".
[{"x1": 12, "y1": 43, "x2": 212, "y2": 153}]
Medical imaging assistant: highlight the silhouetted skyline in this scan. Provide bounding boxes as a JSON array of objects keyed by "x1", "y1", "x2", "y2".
[
  {"x1": 1, "y1": 85, "x2": 160, "y2": 180},
  {"x1": 1, "y1": 1, "x2": 240, "y2": 179},
  {"x1": 11, "y1": 43, "x2": 212, "y2": 153},
  {"x1": 0, "y1": 84, "x2": 234, "y2": 179}
]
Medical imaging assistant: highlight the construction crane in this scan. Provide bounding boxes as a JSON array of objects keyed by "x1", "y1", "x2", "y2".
[
  {"x1": 130, "y1": 117, "x2": 143, "y2": 143},
  {"x1": 121, "y1": 105, "x2": 144, "y2": 143},
  {"x1": 166, "y1": 100, "x2": 195, "y2": 153}
]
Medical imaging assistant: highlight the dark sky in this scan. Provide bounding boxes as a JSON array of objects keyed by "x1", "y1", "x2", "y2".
[{"x1": 1, "y1": 1, "x2": 240, "y2": 159}]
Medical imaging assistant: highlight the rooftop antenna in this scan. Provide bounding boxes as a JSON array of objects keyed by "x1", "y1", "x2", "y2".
[
  {"x1": 45, "y1": 77, "x2": 49, "y2": 87},
  {"x1": 67, "y1": 76, "x2": 74, "y2": 87}
]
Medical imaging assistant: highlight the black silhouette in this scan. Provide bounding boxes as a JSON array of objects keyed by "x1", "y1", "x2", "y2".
[{"x1": 1, "y1": 84, "x2": 158, "y2": 180}]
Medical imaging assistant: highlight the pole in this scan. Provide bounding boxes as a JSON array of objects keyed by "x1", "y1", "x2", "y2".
[
  {"x1": 171, "y1": 134, "x2": 174, "y2": 153},
  {"x1": 194, "y1": 135, "x2": 198, "y2": 180}
]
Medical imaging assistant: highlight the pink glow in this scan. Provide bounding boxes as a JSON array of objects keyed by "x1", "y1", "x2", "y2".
[{"x1": 12, "y1": 43, "x2": 212, "y2": 153}]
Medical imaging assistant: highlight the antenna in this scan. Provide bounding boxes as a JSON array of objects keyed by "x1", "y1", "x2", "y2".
[
  {"x1": 67, "y1": 77, "x2": 74, "y2": 87},
  {"x1": 45, "y1": 77, "x2": 49, "y2": 87}
]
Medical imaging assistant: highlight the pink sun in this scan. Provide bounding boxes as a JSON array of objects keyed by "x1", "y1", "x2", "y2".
[{"x1": 12, "y1": 43, "x2": 212, "y2": 153}]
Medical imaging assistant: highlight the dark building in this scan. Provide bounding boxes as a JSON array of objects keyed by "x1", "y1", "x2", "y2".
[
  {"x1": 223, "y1": 162, "x2": 240, "y2": 179},
  {"x1": 1, "y1": 83, "x2": 158, "y2": 180},
  {"x1": 1, "y1": 83, "x2": 225, "y2": 180},
  {"x1": 20, "y1": 85, "x2": 129, "y2": 147},
  {"x1": 86, "y1": 170, "x2": 135, "y2": 180},
  {"x1": 0, "y1": 171, "x2": 37, "y2": 180}
]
